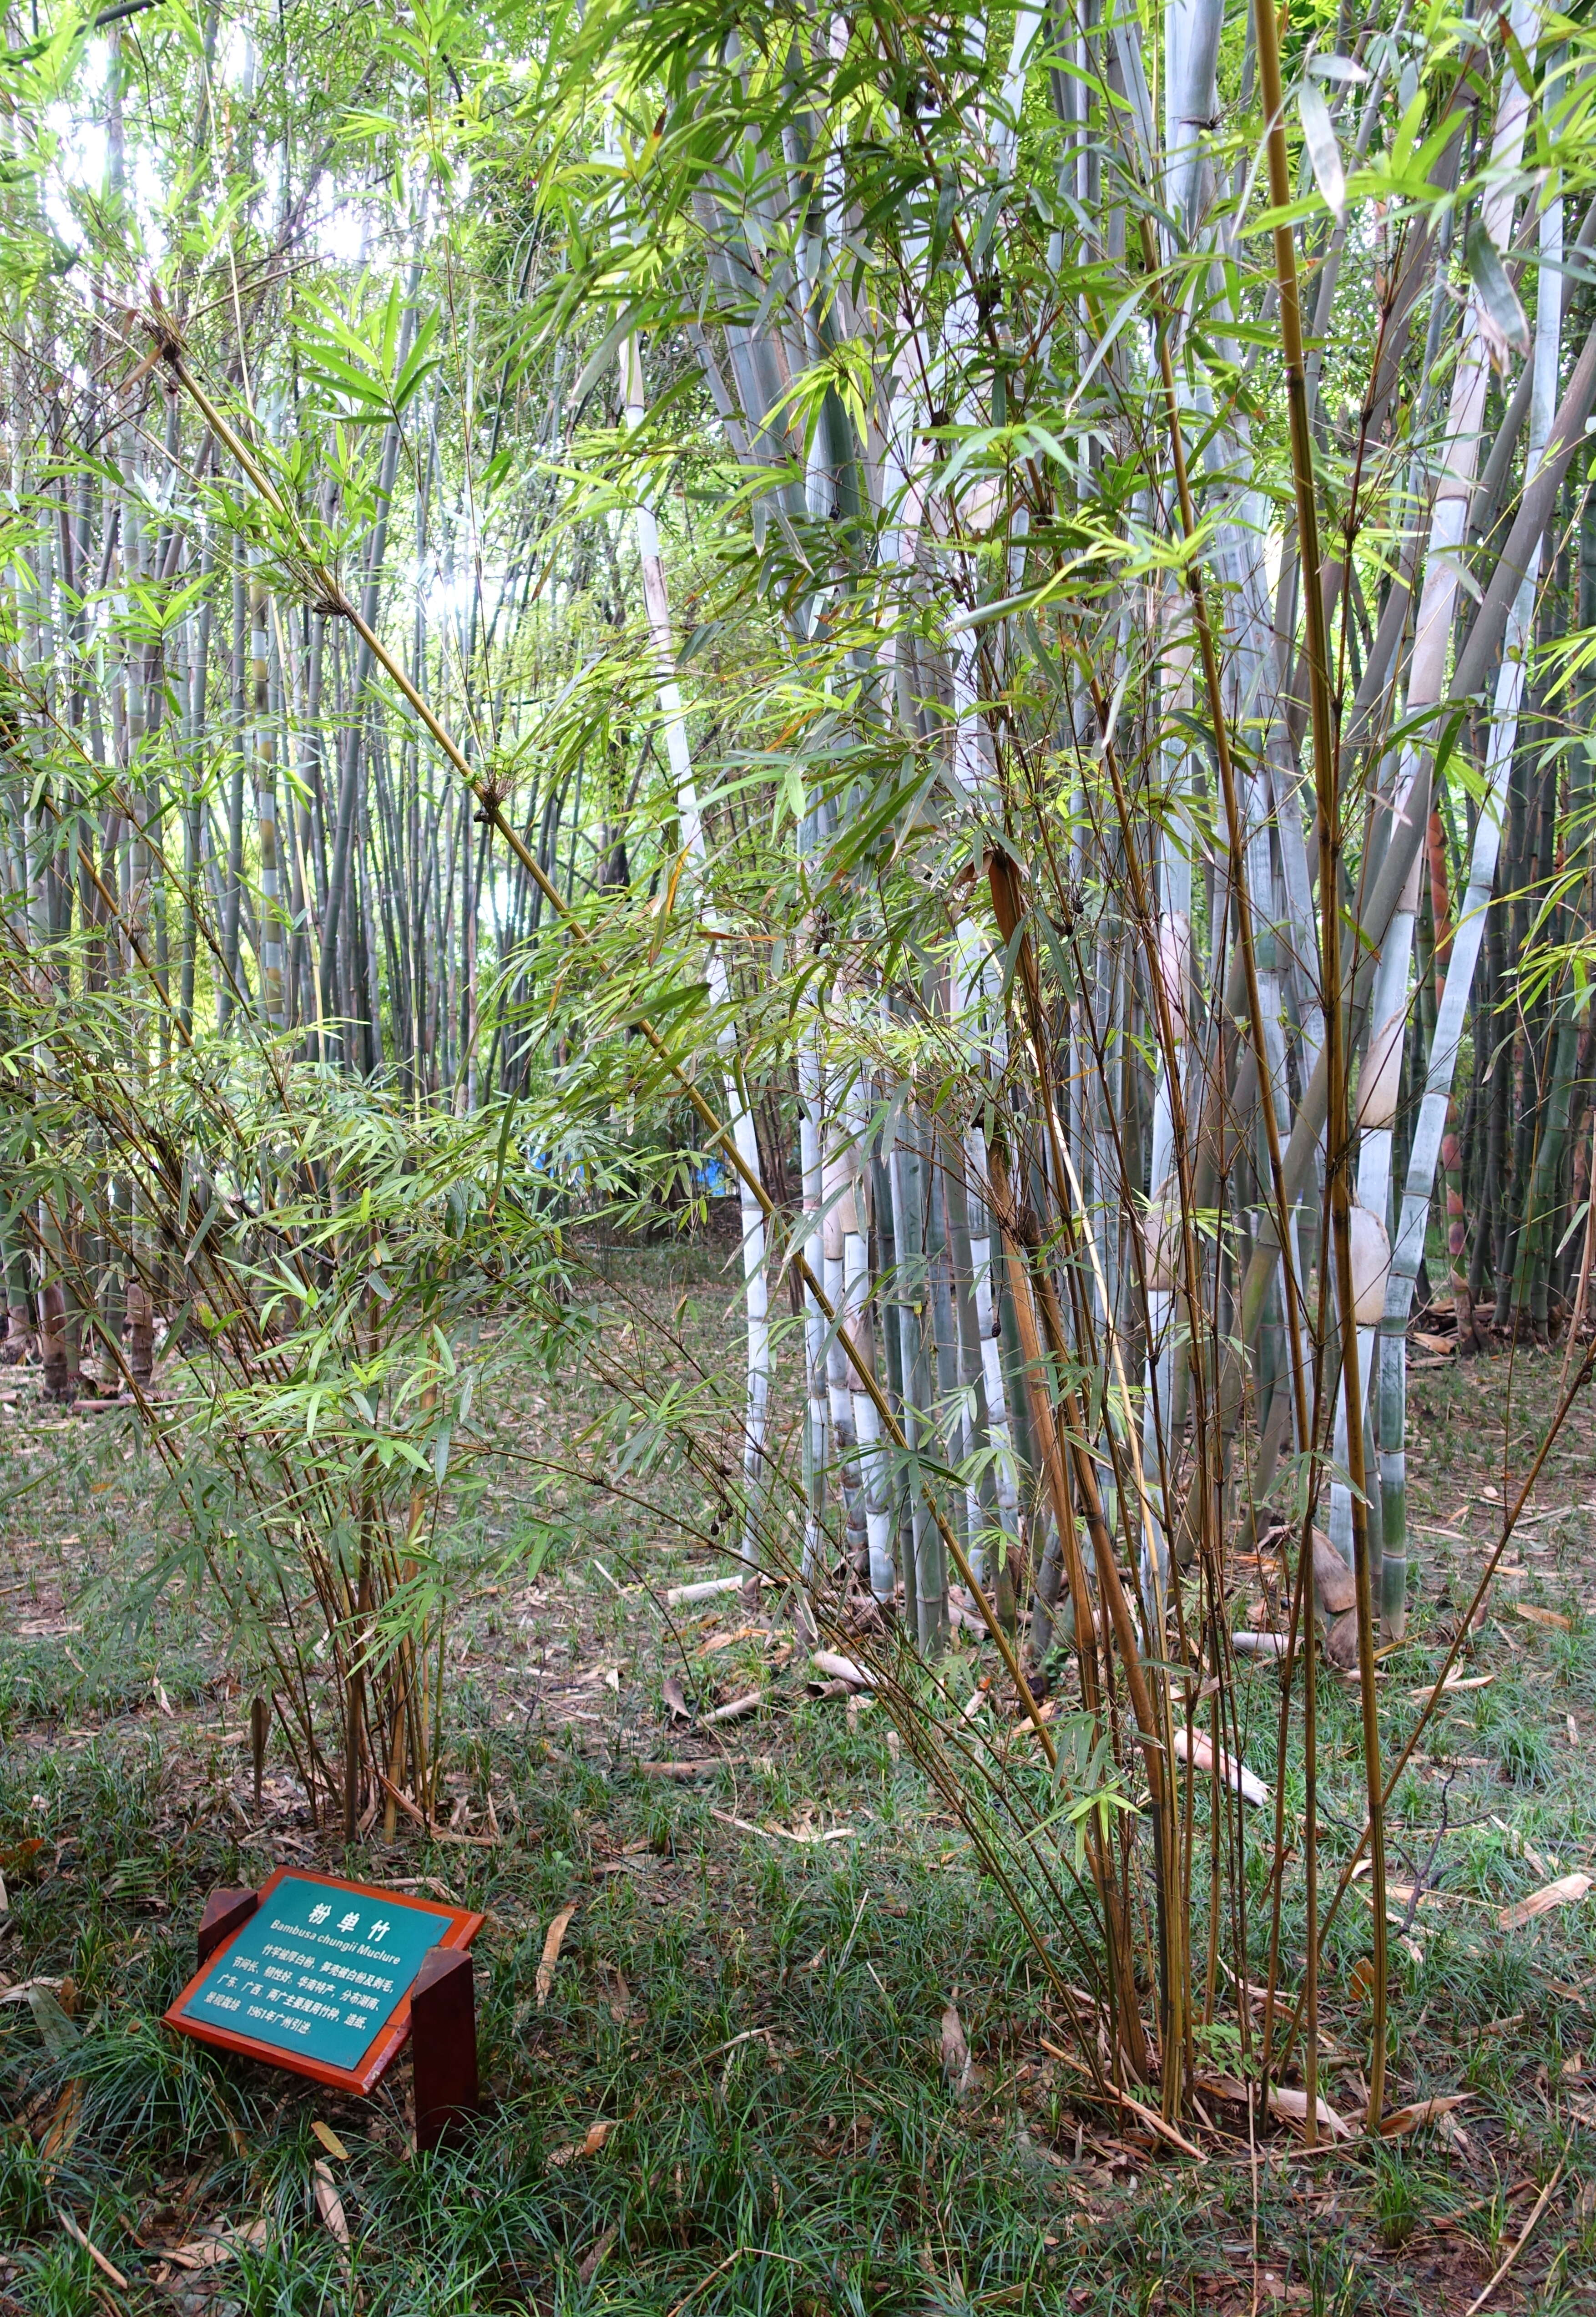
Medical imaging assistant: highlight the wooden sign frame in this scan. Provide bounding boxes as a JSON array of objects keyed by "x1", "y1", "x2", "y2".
[{"x1": 164, "y1": 1866, "x2": 484, "y2": 2099}]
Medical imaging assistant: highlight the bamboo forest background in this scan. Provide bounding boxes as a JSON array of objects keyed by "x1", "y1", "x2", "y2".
[{"x1": 6, "y1": 0, "x2": 1596, "y2": 2132}]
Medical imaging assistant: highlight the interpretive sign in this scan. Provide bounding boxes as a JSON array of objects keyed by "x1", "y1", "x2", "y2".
[{"x1": 164, "y1": 1867, "x2": 483, "y2": 2099}]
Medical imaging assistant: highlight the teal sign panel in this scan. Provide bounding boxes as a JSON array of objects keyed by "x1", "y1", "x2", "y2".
[{"x1": 176, "y1": 1874, "x2": 446, "y2": 2075}]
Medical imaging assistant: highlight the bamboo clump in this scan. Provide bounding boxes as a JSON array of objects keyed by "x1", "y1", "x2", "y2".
[{"x1": 2, "y1": 0, "x2": 1596, "y2": 2125}]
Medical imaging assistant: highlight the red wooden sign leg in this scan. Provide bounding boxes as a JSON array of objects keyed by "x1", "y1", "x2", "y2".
[
  {"x1": 197, "y1": 1886, "x2": 260, "y2": 1966},
  {"x1": 411, "y1": 1944, "x2": 479, "y2": 2152}
]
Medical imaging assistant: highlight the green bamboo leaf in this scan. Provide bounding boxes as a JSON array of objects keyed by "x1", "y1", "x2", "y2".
[
  {"x1": 1466, "y1": 216, "x2": 1530, "y2": 359},
  {"x1": 1308, "y1": 54, "x2": 1368, "y2": 85},
  {"x1": 572, "y1": 308, "x2": 641, "y2": 415},
  {"x1": 1298, "y1": 81, "x2": 1346, "y2": 225}
]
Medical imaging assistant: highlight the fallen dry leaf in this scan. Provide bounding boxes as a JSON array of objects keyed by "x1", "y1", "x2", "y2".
[
  {"x1": 536, "y1": 1902, "x2": 578, "y2": 2008},
  {"x1": 768, "y1": 1814, "x2": 855, "y2": 1844},
  {"x1": 1516, "y1": 1602, "x2": 1571, "y2": 1632},
  {"x1": 1192, "y1": 2069, "x2": 1252, "y2": 2106},
  {"x1": 709, "y1": 1805, "x2": 768, "y2": 1838},
  {"x1": 661, "y1": 1675, "x2": 691, "y2": 1722},
  {"x1": 311, "y1": 2120, "x2": 349, "y2": 2161},
  {"x1": 166, "y1": 2218, "x2": 268, "y2": 2273},
  {"x1": 545, "y1": 2119, "x2": 613, "y2": 2169},
  {"x1": 313, "y1": 2160, "x2": 349, "y2": 2247},
  {"x1": 1267, "y1": 2085, "x2": 1354, "y2": 2140},
  {"x1": 577, "y1": 2223, "x2": 618, "y2": 2285},
  {"x1": 1500, "y1": 1873, "x2": 1593, "y2": 1930},
  {"x1": 1349, "y1": 1957, "x2": 1376, "y2": 2003},
  {"x1": 1379, "y1": 2093, "x2": 1470, "y2": 2136},
  {"x1": 940, "y1": 1996, "x2": 977, "y2": 2099},
  {"x1": 638, "y1": 1755, "x2": 772, "y2": 1779},
  {"x1": 1408, "y1": 1673, "x2": 1493, "y2": 1701},
  {"x1": 940, "y1": 1995, "x2": 967, "y2": 2080},
  {"x1": 1051, "y1": 2040, "x2": 1207, "y2": 2159},
  {"x1": 0, "y1": 1836, "x2": 43, "y2": 1878},
  {"x1": 57, "y1": 2207, "x2": 128, "y2": 2289},
  {"x1": 38, "y1": 2081, "x2": 81, "y2": 2177}
]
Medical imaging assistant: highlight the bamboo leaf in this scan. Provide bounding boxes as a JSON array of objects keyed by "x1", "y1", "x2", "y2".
[
  {"x1": 1308, "y1": 54, "x2": 1368, "y2": 85},
  {"x1": 1378, "y1": 2093, "x2": 1470, "y2": 2137},
  {"x1": 1499, "y1": 1873, "x2": 1591, "y2": 1929},
  {"x1": 940, "y1": 1996, "x2": 976, "y2": 2099},
  {"x1": 1466, "y1": 216, "x2": 1531, "y2": 361},
  {"x1": 536, "y1": 1902, "x2": 578, "y2": 2007},
  {"x1": 1298, "y1": 81, "x2": 1347, "y2": 224},
  {"x1": 545, "y1": 2118, "x2": 613, "y2": 2167},
  {"x1": 313, "y1": 2162, "x2": 350, "y2": 2252}
]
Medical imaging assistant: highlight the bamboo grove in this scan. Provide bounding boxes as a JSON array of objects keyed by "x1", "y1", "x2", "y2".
[{"x1": 5, "y1": 0, "x2": 1596, "y2": 2131}]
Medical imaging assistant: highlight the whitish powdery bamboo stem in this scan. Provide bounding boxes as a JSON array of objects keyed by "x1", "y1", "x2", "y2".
[
  {"x1": 1335, "y1": 3, "x2": 1539, "y2": 1607},
  {"x1": 618, "y1": 334, "x2": 771, "y2": 1575},
  {"x1": 1380, "y1": 129, "x2": 1561, "y2": 1634}
]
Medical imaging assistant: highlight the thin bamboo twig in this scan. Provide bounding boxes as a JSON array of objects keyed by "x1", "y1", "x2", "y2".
[{"x1": 1462, "y1": 2160, "x2": 1565, "y2": 2317}]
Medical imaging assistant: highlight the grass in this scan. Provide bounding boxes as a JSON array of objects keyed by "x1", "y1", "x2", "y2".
[{"x1": 2, "y1": 1283, "x2": 1596, "y2": 2312}]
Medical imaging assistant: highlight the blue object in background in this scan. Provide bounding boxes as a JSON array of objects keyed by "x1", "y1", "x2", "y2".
[{"x1": 692, "y1": 1156, "x2": 731, "y2": 1197}]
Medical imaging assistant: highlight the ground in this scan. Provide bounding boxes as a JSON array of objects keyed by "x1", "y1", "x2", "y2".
[{"x1": 2, "y1": 1260, "x2": 1596, "y2": 2315}]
